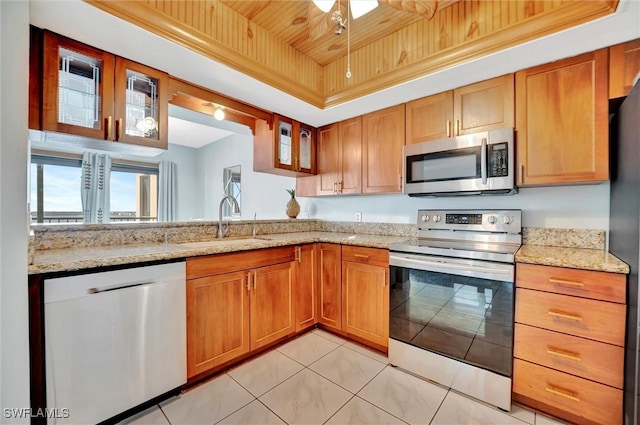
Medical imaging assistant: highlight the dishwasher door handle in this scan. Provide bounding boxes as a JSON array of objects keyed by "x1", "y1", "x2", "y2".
[{"x1": 88, "y1": 281, "x2": 157, "y2": 294}]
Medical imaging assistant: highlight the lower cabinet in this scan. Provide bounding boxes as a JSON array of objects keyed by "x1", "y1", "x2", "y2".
[
  {"x1": 295, "y1": 244, "x2": 317, "y2": 332},
  {"x1": 341, "y1": 246, "x2": 389, "y2": 349},
  {"x1": 513, "y1": 263, "x2": 626, "y2": 425},
  {"x1": 318, "y1": 243, "x2": 342, "y2": 331},
  {"x1": 186, "y1": 247, "x2": 297, "y2": 379}
]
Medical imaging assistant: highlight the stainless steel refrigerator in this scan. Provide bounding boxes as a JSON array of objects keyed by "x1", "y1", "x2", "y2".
[{"x1": 610, "y1": 79, "x2": 640, "y2": 425}]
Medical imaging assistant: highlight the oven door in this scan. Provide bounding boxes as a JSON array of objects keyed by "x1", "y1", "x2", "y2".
[
  {"x1": 403, "y1": 128, "x2": 514, "y2": 195},
  {"x1": 389, "y1": 252, "x2": 514, "y2": 377}
]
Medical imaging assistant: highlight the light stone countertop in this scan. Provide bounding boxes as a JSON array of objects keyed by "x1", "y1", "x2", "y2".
[
  {"x1": 515, "y1": 244, "x2": 629, "y2": 274},
  {"x1": 29, "y1": 232, "x2": 408, "y2": 275}
]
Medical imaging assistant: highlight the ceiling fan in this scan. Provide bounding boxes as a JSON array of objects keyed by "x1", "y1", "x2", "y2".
[{"x1": 308, "y1": 0, "x2": 449, "y2": 41}]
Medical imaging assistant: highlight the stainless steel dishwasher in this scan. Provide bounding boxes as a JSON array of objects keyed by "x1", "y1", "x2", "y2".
[{"x1": 44, "y1": 262, "x2": 186, "y2": 424}]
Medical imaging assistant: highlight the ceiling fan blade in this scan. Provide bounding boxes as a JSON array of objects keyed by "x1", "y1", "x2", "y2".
[
  {"x1": 378, "y1": 0, "x2": 438, "y2": 19},
  {"x1": 312, "y1": 0, "x2": 336, "y2": 13},
  {"x1": 350, "y1": 0, "x2": 379, "y2": 19}
]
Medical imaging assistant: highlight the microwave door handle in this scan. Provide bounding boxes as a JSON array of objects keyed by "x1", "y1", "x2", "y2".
[{"x1": 481, "y1": 137, "x2": 488, "y2": 185}]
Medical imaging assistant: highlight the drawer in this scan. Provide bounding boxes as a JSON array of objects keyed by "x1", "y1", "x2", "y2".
[
  {"x1": 513, "y1": 359, "x2": 622, "y2": 425},
  {"x1": 515, "y1": 288, "x2": 625, "y2": 346},
  {"x1": 516, "y1": 263, "x2": 626, "y2": 303},
  {"x1": 187, "y1": 246, "x2": 295, "y2": 279},
  {"x1": 514, "y1": 323, "x2": 624, "y2": 388},
  {"x1": 341, "y1": 246, "x2": 388, "y2": 267}
]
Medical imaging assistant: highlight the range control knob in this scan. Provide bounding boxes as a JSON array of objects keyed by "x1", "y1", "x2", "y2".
[
  {"x1": 502, "y1": 215, "x2": 512, "y2": 224},
  {"x1": 487, "y1": 215, "x2": 498, "y2": 224},
  {"x1": 421, "y1": 214, "x2": 430, "y2": 222},
  {"x1": 433, "y1": 214, "x2": 441, "y2": 223}
]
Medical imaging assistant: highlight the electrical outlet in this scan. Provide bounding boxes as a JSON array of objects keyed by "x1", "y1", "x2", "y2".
[{"x1": 355, "y1": 212, "x2": 362, "y2": 222}]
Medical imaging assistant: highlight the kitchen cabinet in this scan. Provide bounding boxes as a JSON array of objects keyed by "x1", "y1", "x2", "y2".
[
  {"x1": 361, "y1": 105, "x2": 405, "y2": 194},
  {"x1": 513, "y1": 263, "x2": 626, "y2": 425},
  {"x1": 317, "y1": 243, "x2": 342, "y2": 331},
  {"x1": 186, "y1": 247, "x2": 296, "y2": 379},
  {"x1": 38, "y1": 30, "x2": 168, "y2": 149},
  {"x1": 295, "y1": 244, "x2": 317, "y2": 332},
  {"x1": 254, "y1": 114, "x2": 316, "y2": 176},
  {"x1": 515, "y1": 49, "x2": 609, "y2": 186},
  {"x1": 341, "y1": 246, "x2": 389, "y2": 349},
  {"x1": 405, "y1": 74, "x2": 514, "y2": 144},
  {"x1": 609, "y1": 38, "x2": 640, "y2": 99}
]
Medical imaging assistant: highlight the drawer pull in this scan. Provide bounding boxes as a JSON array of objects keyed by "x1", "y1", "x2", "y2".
[
  {"x1": 548, "y1": 310, "x2": 583, "y2": 321},
  {"x1": 545, "y1": 385, "x2": 580, "y2": 402},
  {"x1": 354, "y1": 254, "x2": 369, "y2": 259},
  {"x1": 549, "y1": 278, "x2": 584, "y2": 287},
  {"x1": 546, "y1": 347, "x2": 581, "y2": 361}
]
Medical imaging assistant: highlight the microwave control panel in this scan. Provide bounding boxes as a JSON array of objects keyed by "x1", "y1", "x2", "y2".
[{"x1": 489, "y1": 143, "x2": 509, "y2": 177}]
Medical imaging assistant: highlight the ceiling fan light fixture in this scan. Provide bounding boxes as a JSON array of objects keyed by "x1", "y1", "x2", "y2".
[
  {"x1": 214, "y1": 106, "x2": 225, "y2": 121},
  {"x1": 312, "y1": 0, "x2": 336, "y2": 13},
  {"x1": 350, "y1": 0, "x2": 378, "y2": 19}
]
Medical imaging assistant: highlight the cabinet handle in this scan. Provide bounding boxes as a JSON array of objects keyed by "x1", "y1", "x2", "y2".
[
  {"x1": 333, "y1": 181, "x2": 338, "y2": 194},
  {"x1": 115, "y1": 118, "x2": 123, "y2": 141},
  {"x1": 545, "y1": 385, "x2": 580, "y2": 402},
  {"x1": 295, "y1": 246, "x2": 301, "y2": 263},
  {"x1": 446, "y1": 120, "x2": 451, "y2": 137},
  {"x1": 339, "y1": 181, "x2": 343, "y2": 193},
  {"x1": 383, "y1": 269, "x2": 387, "y2": 287},
  {"x1": 105, "y1": 116, "x2": 113, "y2": 140},
  {"x1": 455, "y1": 119, "x2": 460, "y2": 136},
  {"x1": 354, "y1": 254, "x2": 369, "y2": 259},
  {"x1": 519, "y1": 164, "x2": 524, "y2": 185},
  {"x1": 549, "y1": 278, "x2": 584, "y2": 287},
  {"x1": 247, "y1": 272, "x2": 251, "y2": 291},
  {"x1": 548, "y1": 310, "x2": 583, "y2": 321},
  {"x1": 546, "y1": 347, "x2": 582, "y2": 362},
  {"x1": 253, "y1": 272, "x2": 257, "y2": 289}
]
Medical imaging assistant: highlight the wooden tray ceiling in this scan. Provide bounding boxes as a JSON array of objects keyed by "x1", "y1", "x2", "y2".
[{"x1": 87, "y1": 0, "x2": 619, "y2": 109}]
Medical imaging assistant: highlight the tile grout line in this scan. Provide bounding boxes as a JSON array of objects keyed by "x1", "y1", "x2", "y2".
[{"x1": 428, "y1": 388, "x2": 451, "y2": 425}]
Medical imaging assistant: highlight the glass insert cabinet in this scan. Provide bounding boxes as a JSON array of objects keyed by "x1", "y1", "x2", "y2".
[
  {"x1": 274, "y1": 115, "x2": 316, "y2": 175},
  {"x1": 40, "y1": 30, "x2": 168, "y2": 149}
]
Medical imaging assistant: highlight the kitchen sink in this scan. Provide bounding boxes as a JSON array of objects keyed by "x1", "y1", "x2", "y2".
[{"x1": 178, "y1": 238, "x2": 271, "y2": 249}]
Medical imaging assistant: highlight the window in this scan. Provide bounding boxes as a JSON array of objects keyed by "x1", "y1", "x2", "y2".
[{"x1": 30, "y1": 153, "x2": 158, "y2": 224}]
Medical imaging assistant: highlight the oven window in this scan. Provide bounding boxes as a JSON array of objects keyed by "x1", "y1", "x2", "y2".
[
  {"x1": 406, "y1": 147, "x2": 481, "y2": 183},
  {"x1": 389, "y1": 266, "x2": 513, "y2": 376}
]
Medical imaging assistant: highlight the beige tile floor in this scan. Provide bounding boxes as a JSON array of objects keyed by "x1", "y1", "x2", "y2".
[{"x1": 121, "y1": 329, "x2": 566, "y2": 425}]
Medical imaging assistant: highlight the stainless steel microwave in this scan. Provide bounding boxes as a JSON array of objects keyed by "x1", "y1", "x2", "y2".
[{"x1": 403, "y1": 127, "x2": 516, "y2": 196}]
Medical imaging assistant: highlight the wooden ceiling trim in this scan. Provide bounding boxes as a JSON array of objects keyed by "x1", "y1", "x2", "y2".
[
  {"x1": 86, "y1": 0, "x2": 326, "y2": 107},
  {"x1": 321, "y1": 0, "x2": 618, "y2": 106}
]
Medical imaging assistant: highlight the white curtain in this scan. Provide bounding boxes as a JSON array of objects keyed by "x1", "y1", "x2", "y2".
[
  {"x1": 81, "y1": 152, "x2": 111, "y2": 224},
  {"x1": 158, "y1": 161, "x2": 177, "y2": 222}
]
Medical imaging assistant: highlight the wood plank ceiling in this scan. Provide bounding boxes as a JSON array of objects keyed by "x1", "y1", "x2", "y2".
[{"x1": 87, "y1": 0, "x2": 619, "y2": 109}]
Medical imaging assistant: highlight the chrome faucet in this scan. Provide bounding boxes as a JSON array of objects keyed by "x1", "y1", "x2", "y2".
[{"x1": 218, "y1": 195, "x2": 240, "y2": 238}]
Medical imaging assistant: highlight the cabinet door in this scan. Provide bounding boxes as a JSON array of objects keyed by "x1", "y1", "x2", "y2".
[
  {"x1": 453, "y1": 74, "x2": 514, "y2": 135},
  {"x1": 609, "y1": 38, "x2": 640, "y2": 99},
  {"x1": 342, "y1": 261, "x2": 389, "y2": 349},
  {"x1": 362, "y1": 105, "x2": 404, "y2": 194},
  {"x1": 317, "y1": 124, "x2": 341, "y2": 195},
  {"x1": 274, "y1": 114, "x2": 295, "y2": 172},
  {"x1": 295, "y1": 245, "x2": 317, "y2": 331},
  {"x1": 318, "y1": 244, "x2": 342, "y2": 331},
  {"x1": 42, "y1": 31, "x2": 115, "y2": 140},
  {"x1": 405, "y1": 91, "x2": 453, "y2": 144},
  {"x1": 186, "y1": 271, "x2": 250, "y2": 378},
  {"x1": 515, "y1": 49, "x2": 609, "y2": 185},
  {"x1": 114, "y1": 58, "x2": 168, "y2": 149},
  {"x1": 338, "y1": 116, "x2": 362, "y2": 194},
  {"x1": 298, "y1": 123, "x2": 316, "y2": 174},
  {"x1": 250, "y1": 262, "x2": 295, "y2": 350}
]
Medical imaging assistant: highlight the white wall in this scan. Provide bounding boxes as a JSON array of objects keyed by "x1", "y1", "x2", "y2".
[
  {"x1": 155, "y1": 144, "x2": 201, "y2": 221},
  {"x1": 197, "y1": 134, "x2": 296, "y2": 220},
  {"x1": 299, "y1": 183, "x2": 611, "y2": 230},
  {"x1": 0, "y1": 1, "x2": 30, "y2": 422}
]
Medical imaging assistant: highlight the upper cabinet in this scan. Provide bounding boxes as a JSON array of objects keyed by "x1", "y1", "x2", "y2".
[
  {"x1": 405, "y1": 74, "x2": 514, "y2": 144},
  {"x1": 362, "y1": 105, "x2": 405, "y2": 194},
  {"x1": 609, "y1": 38, "x2": 640, "y2": 99},
  {"x1": 37, "y1": 30, "x2": 168, "y2": 150},
  {"x1": 515, "y1": 49, "x2": 609, "y2": 186},
  {"x1": 253, "y1": 114, "x2": 317, "y2": 177}
]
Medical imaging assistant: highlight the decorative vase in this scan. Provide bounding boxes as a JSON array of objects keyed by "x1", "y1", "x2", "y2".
[{"x1": 286, "y1": 197, "x2": 300, "y2": 219}]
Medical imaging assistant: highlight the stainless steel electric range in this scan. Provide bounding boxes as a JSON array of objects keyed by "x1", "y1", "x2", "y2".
[{"x1": 388, "y1": 209, "x2": 522, "y2": 411}]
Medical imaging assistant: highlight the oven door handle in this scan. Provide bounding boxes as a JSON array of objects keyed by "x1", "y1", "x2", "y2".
[
  {"x1": 390, "y1": 254, "x2": 512, "y2": 276},
  {"x1": 481, "y1": 137, "x2": 488, "y2": 185}
]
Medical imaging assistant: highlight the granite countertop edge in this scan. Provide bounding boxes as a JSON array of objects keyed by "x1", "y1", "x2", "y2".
[
  {"x1": 29, "y1": 232, "x2": 407, "y2": 275},
  {"x1": 515, "y1": 244, "x2": 630, "y2": 274}
]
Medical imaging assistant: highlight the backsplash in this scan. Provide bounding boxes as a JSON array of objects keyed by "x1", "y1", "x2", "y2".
[{"x1": 522, "y1": 227, "x2": 605, "y2": 250}]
